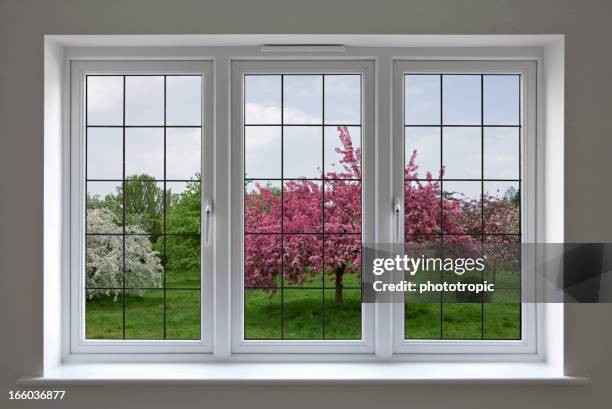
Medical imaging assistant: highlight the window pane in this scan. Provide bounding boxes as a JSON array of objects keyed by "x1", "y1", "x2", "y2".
[
  {"x1": 484, "y1": 181, "x2": 520, "y2": 234},
  {"x1": 125, "y1": 76, "x2": 164, "y2": 125},
  {"x1": 166, "y1": 181, "x2": 201, "y2": 234},
  {"x1": 324, "y1": 75, "x2": 360, "y2": 124},
  {"x1": 124, "y1": 179, "x2": 164, "y2": 234},
  {"x1": 443, "y1": 75, "x2": 481, "y2": 125},
  {"x1": 245, "y1": 290, "x2": 281, "y2": 340},
  {"x1": 87, "y1": 76, "x2": 123, "y2": 126},
  {"x1": 283, "y1": 126, "x2": 322, "y2": 179},
  {"x1": 442, "y1": 181, "x2": 482, "y2": 235},
  {"x1": 166, "y1": 76, "x2": 202, "y2": 126},
  {"x1": 86, "y1": 290, "x2": 123, "y2": 339},
  {"x1": 166, "y1": 127, "x2": 201, "y2": 180},
  {"x1": 283, "y1": 180, "x2": 322, "y2": 233},
  {"x1": 245, "y1": 126, "x2": 281, "y2": 179},
  {"x1": 124, "y1": 234, "x2": 163, "y2": 288},
  {"x1": 244, "y1": 180, "x2": 281, "y2": 233},
  {"x1": 166, "y1": 290, "x2": 200, "y2": 340},
  {"x1": 405, "y1": 127, "x2": 440, "y2": 178},
  {"x1": 165, "y1": 235, "x2": 201, "y2": 288},
  {"x1": 86, "y1": 181, "x2": 122, "y2": 233},
  {"x1": 484, "y1": 127, "x2": 519, "y2": 179},
  {"x1": 283, "y1": 290, "x2": 323, "y2": 339},
  {"x1": 87, "y1": 127, "x2": 123, "y2": 180},
  {"x1": 324, "y1": 180, "x2": 361, "y2": 233},
  {"x1": 484, "y1": 75, "x2": 520, "y2": 125},
  {"x1": 283, "y1": 75, "x2": 322, "y2": 124},
  {"x1": 245, "y1": 75, "x2": 281, "y2": 124},
  {"x1": 405, "y1": 75, "x2": 440, "y2": 125},
  {"x1": 125, "y1": 289, "x2": 164, "y2": 339},
  {"x1": 86, "y1": 235, "x2": 123, "y2": 289},
  {"x1": 283, "y1": 234, "x2": 323, "y2": 288},
  {"x1": 324, "y1": 126, "x2": 361, "y2": 178},
  {"x1": 405, "y1": 180, "x2": 441, "y2": 235},
  {"x1": 442, "y1": 127, "x2": 481, "y2": 179},
  {"x1": 125, "y1": 128, "x2": 164, "y2": 179}
]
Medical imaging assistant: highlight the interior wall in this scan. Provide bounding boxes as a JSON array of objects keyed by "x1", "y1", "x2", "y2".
[{"x1": 1, "y1": 0, "x2": 611, "y2": 408}]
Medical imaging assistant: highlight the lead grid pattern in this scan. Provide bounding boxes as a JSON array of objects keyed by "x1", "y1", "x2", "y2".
[
  {"x1": 85, "y1": 75, "x2": 202, "y2": 340},
  {"x1": 243, "y1": 74, "x2": 363, "y2": 340},
  {"x1": 403, "y1": 74, "x2": 522, "y2": 341}
]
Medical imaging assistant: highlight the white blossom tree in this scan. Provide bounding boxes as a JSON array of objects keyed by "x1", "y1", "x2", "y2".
[{"x1": 86, "y1": 208, "x2": 163, "y2": 299}]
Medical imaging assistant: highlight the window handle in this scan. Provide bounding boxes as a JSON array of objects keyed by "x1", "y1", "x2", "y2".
[
  {"x1": 204, "y1": 200, "x2": 213, "y2": 247},
  {"x1": 394, "y1": 198, "x2": 402, "y2": 243}
]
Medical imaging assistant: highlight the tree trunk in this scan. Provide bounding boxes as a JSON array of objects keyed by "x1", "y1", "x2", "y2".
[{"x1": 335, "y1": 266, "x2": 344, "y2": 304}]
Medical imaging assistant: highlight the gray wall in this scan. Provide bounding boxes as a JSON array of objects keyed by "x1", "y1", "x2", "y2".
[{"x1": 1, "y1": 0, "x2": 611, "y2": 408}]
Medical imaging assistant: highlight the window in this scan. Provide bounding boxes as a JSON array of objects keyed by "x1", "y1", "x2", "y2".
[
  {"x1": 231, "y1": 61, "x2": 375, "y2": 353},
  {"x1": 71, "y1": 61, "x2": 214, "y2": 353},
  {"x1": 392, "y1": 60, "x2": 537, "y2": 354},
  {"x1": 69, "y1": 57, "x2": 536, "y2": 357}
]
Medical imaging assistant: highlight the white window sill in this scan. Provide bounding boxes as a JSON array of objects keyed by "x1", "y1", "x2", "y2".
[{"x1": 18, "y1": 362, "x2": 589, "y2": 386}]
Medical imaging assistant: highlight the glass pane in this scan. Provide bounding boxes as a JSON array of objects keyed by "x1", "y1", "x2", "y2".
[
  {"x1": 165, "y1": 235, "x2": 201, "y2": 288},
  {"x1": 125, "y1": 76, "x2": 164, "y2": 125},
  {"x1": 124, "y1": 234, "x2": 163, "y2": 288},
  {"x1": 405, "y1": 127, "x2": 440, "y2": 178},
  {"x1": 86, "y1": 235, "x2": 123, "y2": 289},
  {"x1": 443, "y1": 127, "x2": 481, "y2": 179},
  {"x1": 324, "y1": 289, "x2": 361, "y2": 339},
  {"x1": 166, "y1": 181, "x2": 201, "y2": 234},
  {"x1": 125, "y1": 128, "x2": 164, "y2": 179},
  {"x1": 283, "y1": 75, "x2": 322, "y2": 124},
  {"x1": 405, "y1": 74, "x2": 440, "y2": 125},
  {"x1": 442, "y1": 181, "x2": 482, "y2": 235},
  {"x1": 245, "y1": 290, "x2": 281, "y2": 339},
  {"x1": 484, "y1": 75, "x2": 520, "y2": 125},
  {"x1": 245, "y1": 75, "x2": 281, "y2": 124},
  {"x1": 244, "y1": 234, "x2": 281, "y2": 288},
  {"x1": 166, "y1": 290, "x2": 200, "y2": 340},
  {"x1": 283, "y1": 234, "x2": 323, "y2": 288},
  {"x1": 87, "y1": 127, "x2": 123, "y2": 179},
  {"x1": 484, "y1": 181, "x2": 520, "y2": 234},
  {"x1": 86, "y1": 290, "x2": 123, "y2": 339},
  {"x1": 483, "y1": 289, "x2": 520, "y2": 339},
  {"x1": 125, "y1": 289, "x2": 164, "y2": 339},
  {"x1": 283, "y1": 126, "x2": 322, "y2": 179},
  {"x1": 244, "y1": 180, "x2": 281, "y2": 233},
  {"x1": 323, "y1": 234, "x2": 361, "y2": 289},
  {"x1": 166, "y1": 76, "x2": 202, "y2": 126},
  {"x1": 86, "y1": 181, "x2": 122, "y2": 233},
  {"x1": 166, "y1": 127, "x2": 201, "y2": 180},
  {"x1": 484, "y1": 127, "x2": 520, "y2": 179},
  {"x1": 244, "y1": 126, "x2": 281, "y2": 179},
  {"x1": 484, "y1": 235, "x2": 520, "y2": 288},
  {"x1": 405, "y1": 287, "x2": 442, "y2": 340},
  {"x1": 324, "y1": 75, "x2": 360, "y2": 125},
  {"x1": 324, "y1": 126, "x2": 361, "y2": 178},
  {"x1": 283, "y1": 180, "x2": 322, "y2": 233},
  {"x1": 443, "y1": 75, "x2": 481, "y2": 125},
  {"x1": 442, "y1": 303, "x2": 482, "y2": 339},
  {"x1": 324, "y1": 180, "x2": 361, "y2": 233},
  {"x1": 283, "y1": 290, "x2": 323, "y2": 339},
  {"x1": 124, "y1": 179, "x2": 164, "y2": 234},
  {"x1": 87, "y1": 76, "x2": 123, "y2": 126},
  {"x1": 405, "y1": 180, "x2": 441, "y2": 235}
]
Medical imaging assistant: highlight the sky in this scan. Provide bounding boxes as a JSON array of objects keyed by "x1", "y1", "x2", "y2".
[{"x1": 86, "y1": 73, "x2": 520, "y2": 200}]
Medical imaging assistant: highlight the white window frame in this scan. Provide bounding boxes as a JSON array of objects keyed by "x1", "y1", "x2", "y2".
[
  {"x1": 69, "y1": 60, "x2": 215, "y2": 353},
  {"x1": 392, "y1": 60, "x2": 539, "y2": 355},
  {"x1": 61, "y1": 47, "x2": 546, "y2": 361},
  {"x1": 230, "y1": 60, "x2": 376, "y2": 353}
]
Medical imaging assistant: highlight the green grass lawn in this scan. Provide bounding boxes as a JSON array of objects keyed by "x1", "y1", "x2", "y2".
[{"x1": 86, "y1": 269, "x2": 520, "y2": 341}]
